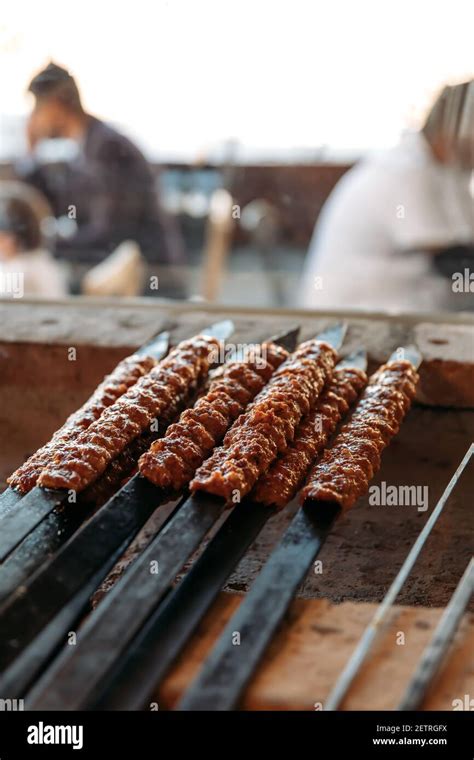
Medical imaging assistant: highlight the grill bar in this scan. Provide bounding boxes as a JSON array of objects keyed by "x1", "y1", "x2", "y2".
[
  {"x1": 398, "y1": 556, "x2": 474, "y2": 711},
  {"x1": 325, "y1": 443, "x2": 474, "y2": 711},
  {"x1": 0, "y1": 475, "x2": 173, "y2": 672},
  {"x1": 178, "y1": 501, "x2": 340, "y2": 711},
  {"x1": 95, "y1": 499, "x2": 273, "y2": 710}
]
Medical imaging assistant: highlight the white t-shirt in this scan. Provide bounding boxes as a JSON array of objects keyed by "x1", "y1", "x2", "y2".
[
  {"x1": 0, "y1": 249, "x2": 66, "y2": 299},
  {"x1": 300, "y1": 132, "x2": 474, "y2": 312}
]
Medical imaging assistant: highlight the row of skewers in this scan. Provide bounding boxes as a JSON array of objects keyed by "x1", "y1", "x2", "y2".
[{"x1": 0, "y1": 319, "x2": 433, "y2": 709}]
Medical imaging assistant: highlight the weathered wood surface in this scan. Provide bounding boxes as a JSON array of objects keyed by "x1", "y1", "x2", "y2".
[{"x1": 159, "y1": 594, "x2": 474, "y2": 711}]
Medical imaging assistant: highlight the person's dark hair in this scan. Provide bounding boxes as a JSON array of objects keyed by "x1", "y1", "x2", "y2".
[
  {"x1": 0, "y1": 196, "x2": 42, "y2": 251},
  {"x1": 28, "y1": 62, "x2": 83, "y2": 114}
]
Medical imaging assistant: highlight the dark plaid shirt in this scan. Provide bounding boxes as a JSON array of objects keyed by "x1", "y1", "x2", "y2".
[{"x1": 19, "y1": 116, "x2": 182, "y2": 265}]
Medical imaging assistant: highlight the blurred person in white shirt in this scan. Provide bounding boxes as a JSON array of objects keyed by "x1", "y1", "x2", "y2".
[
  {"x1": 300, "y1": 81, "x2": 474, "y2": 312},
  {"x1": 0, "y1": 191, "x2": 66, "y2": 299}
]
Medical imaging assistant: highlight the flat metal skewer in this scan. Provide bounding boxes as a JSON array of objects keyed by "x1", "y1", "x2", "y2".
[
  {"x1": 398, "y1": 556, "x2": 474, "y2": 711},
  {"x1": 0, "y1": 488, "x2": 23, "y2": 517},
  {"x1": 26, "y1": 491, "x2": 227, "y2": 709},
  {"x1": 0, "y1": 487, "x2": 69, "y2": 562},
  {"x1": 0, "y1": 474, "x2": 173, "y2": 674},
  {"x1": 0, "y1": 499, "x2": 95, "y2": 606},
  {"x1": 94, "y1": 499, "x2": 274, "y2": 710},
  {"x1": 0, "y1": 554, "x2": 122, "y2": 699},
  {"x1": 325, "y1": 443, "x2": 474, "y2": 711},
  {"x1": 177, "y1": 501, "x2": 341, "y2": 711}
]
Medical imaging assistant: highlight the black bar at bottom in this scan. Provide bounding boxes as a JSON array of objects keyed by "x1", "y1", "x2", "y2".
[{"x1": 0, "y1": 711, "x2": 467, "y2": 758}]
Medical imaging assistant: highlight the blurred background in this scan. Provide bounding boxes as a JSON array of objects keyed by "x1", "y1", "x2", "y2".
[{"x1": 0, "y1": 0, "x2": 473, "y2": 311}]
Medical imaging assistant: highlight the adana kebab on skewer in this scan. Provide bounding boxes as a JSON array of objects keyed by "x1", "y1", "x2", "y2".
[
  {"x1": 252, "y1": 356, "x2": 367, "y2": 508},
  {"x1": 92, "y1": 351, "x2": 368, "y2": 711},
  {"x1": 138, "y1": 342, "x2": 289, "y2": 490},
  {"x1": 23, "y1": 327, "x2": 345, "y2": 711},
  {"x1": 84, "y1": 343, "x2": 290, "y2": 504},
  {"x1": 0, "y1": 322, "x2": 232, "y2": 564},
  {"x1": 300, "y1": 355, "x2": 419, "y2": 511},
  {"x1": 80, "y1": 433, "x2": 157, "y2": 507},
  {"x1": 177, "y1": 347, "x2": 421, "y2": 711},
  {"x1": 0, "y1": 327, "x2": 297, "y2": 697},
  {"x1": 37, "y1": 335, "x2": 223, "y2": 493},
  {"x1": 0, "y1": 434, "x2": 159, "y2": 607},
  {"x1": 1, "y1": 330, "x2": 171, "y2": 505},
  {"x1": 189, "y1": 338, "x2": 339, "y2": 503},
  {"x1": 8, "y1": 355, "x2": 156, "y2": 495}
]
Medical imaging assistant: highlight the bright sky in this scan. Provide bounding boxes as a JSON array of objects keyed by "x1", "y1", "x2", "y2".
[{"x1": 1, "y1": 0, "x2": 473, "y2": 160}]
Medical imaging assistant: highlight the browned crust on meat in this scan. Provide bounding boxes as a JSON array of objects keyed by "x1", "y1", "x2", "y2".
[
  {"x1": 80, "y1": 432, "x2": 154, "y2": 506},
  {"x1": 7, "y1": 354, "x2": 156, "y2": 493},
  {"x1": 37, "y1": 336, "x2": 221, "y2": 493},
  {"x1": 300, "y1": 360, "x2": 419, "y2": 510},
  {"x1": 138, "y1": 342, "x2": 289, "y2": 490},
  {"x1": 253, "y1": 366, "x2": 367, "y2": 508},
  {"x1": 190, "y1": 340, "x2": 338, "y2": 503}
]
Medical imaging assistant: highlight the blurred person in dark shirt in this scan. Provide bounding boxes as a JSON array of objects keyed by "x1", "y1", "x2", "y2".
[{"x1": 18, "y1": 62, "x2": 185, "y2": 296}]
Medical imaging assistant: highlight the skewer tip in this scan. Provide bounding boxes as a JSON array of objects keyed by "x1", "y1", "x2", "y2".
[
  {"x1": 136, "y1": 330, "x2": 170, "y2": 358},
  {"x1": 313, "y1": 321, "x2": 347, "y2": 351},
  {"x1": 337, "y1": 349, "x2": 367, "y2": 371},
  {"x1": 269, "y1": 325, "x2": 300, "y2": 352},
  {"x1": 201, "y1": 320, "x2": 235, "y2": 342},
  {"x1": 388, "y1": 344, "x2": 422, "y2": 369}
]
